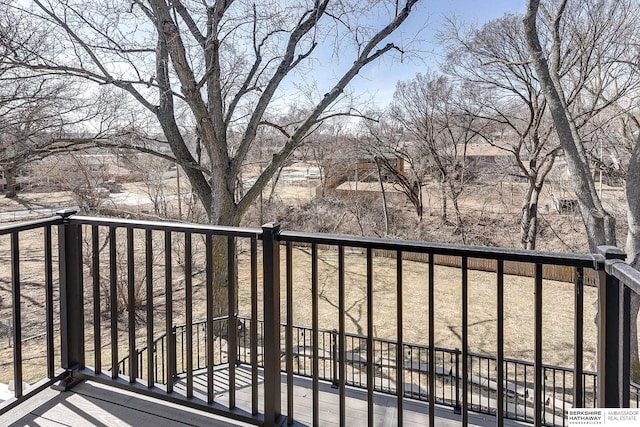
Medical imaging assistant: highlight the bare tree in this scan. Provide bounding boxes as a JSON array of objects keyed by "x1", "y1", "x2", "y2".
[
  {"x1": 12, "y1": 0, "x2": 420, "y2": 223},
  {"x1": 362, "y1": 118, "x2": 425, "y2": 221},
  {"x1": 9, "y1": 0, "x2": 421, "y2": 316},
  {"x1": 390, "y1": 72, "x2": 479, "y2": 236},
  {"x1": 617, "y1": 104, "x2": 640, "y2": 382},
  {"x1": 0, "y1": 3, "x2": 123, "y2": 198},
  {"x1": 523, "y1": 0, "x2": 640, "y2": 250},
  {"x1": 442, "y1": 14, "x2": 559, "y2": 249}
]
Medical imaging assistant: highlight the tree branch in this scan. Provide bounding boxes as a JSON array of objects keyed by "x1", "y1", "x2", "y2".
[{"x1": 236, "y1": 0, "x2": 419, "y2": 220}]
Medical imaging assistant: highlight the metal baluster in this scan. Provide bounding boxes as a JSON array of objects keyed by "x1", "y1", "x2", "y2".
[
  {"x1": 497, "y1": 259, "x2": 504, "y2": 426},
  {"x1": 127, "y1": 227, "x2": 137, "y2": 383},
  {"x1": 109, "y1": 226, "x2": 118, "y2": 378},
  {"x1": 45, "y1": 225, "x2": 55, "y2": 378},
  {"x1": 462, "y1": 256, "x2": 469, "y2": 426},
  {"x1": 312, "y1": 243, "x2": 319, "y2": 426},
  {"x1": 251, "y1": 237, "x2": 259, "y2": 415},
  {"x1": 397, "y1": 251, "x2": 403, "y2": 426},
  {"x1": 11, "y1": 232, "x2": 22, "y2": 397},
  {"x1": 228, "y1": 236, "x2": 237, "y2": 408},
  {"x1": 91, "y1": 226, "x2": 101, "y2": 375},
  {"x1": 534, "y1": 263, "x2": 543, "y2": 426},
  {"x1": 574, "y1": 266, "x2": 584, "y2": 409},
  {"x1": 206, "y1": 233, "x2": 214, "y2": 403},
  {"x1": 146, "y1": 229, "x2": 154, "y2": 387},
  {"x1": 165, "y1": 231, "x2": 175, "y2": 393},
  {"x1": 429, "y1": 252, "x2": 435, "y2": 425},
  {"x1": 338, "y1": 246, "x2": 346, "y2": 427},
  {"x1": 366, "y1": 248, "x2": 374, "y2": 427},
  {"x1": 185, "y1": 232, "x2": 193, "y2": 398}
]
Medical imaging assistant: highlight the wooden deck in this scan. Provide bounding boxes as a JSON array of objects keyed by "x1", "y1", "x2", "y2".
[
  {"x1": 0, "y1": 380, "x2": 251, "y2": 426},
  {"x1": 0, "y1": 366, "x2": 530, "y2": 426}
]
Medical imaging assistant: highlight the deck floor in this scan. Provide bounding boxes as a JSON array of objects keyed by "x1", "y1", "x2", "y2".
[
  {"x1": 0, "y1": 380, "x2": 250, "y2": 427},
  {"x1": 1, "y1": 366, "x2": 529, "y2": 426}
]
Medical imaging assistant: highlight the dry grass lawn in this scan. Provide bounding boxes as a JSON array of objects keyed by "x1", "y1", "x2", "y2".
[{"x1": 237, "y1": 247, "x2": 599, "y2": 372}]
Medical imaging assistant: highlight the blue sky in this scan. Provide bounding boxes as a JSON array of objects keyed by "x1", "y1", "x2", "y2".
[{"x1": 344, "y1": 0, "x2": 528, "y2": 108}]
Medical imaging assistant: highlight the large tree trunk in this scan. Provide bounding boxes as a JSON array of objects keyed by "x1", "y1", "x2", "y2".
[
  {"x1": 523, "y1": 0, "x2": 616, "y2": 252},
  {"x1": 521, "y1": 182, "x2": 541, "y2": 250},
  {"x1": 520, "y1": 156, "x2": 555, "y2": 250},
  {"x1": 625, "y1": 136, "x2": 640, "y2": 381},
  {"x1": 440, "y1": 174, "x2": 448, "y2": 224},
  {"x1": 208, "y1": 185, "x2": 242, "y2": 323},
  {"x1": 4, "y1": 168, "x2": 17, "y2": 199}
]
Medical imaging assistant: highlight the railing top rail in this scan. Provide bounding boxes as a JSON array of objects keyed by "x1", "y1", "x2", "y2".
[
  {"x1": 0, "y1": 212, "x2": 606, "y2": 268},
  {"x1": 606, "y1": 258, "x2": 640, "y2": 295},
  {"x1": 69, "y1": 215, "x2": 262, "y2": 238},
  {"x1": 278, "y1": 230, "x2": 604, "y2": 268},
  {"x1": 0, "y1": 216, "x2": 63, "y2": 235}
]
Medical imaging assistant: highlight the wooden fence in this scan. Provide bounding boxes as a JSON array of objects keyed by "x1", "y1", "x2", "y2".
[
  {"x1": 373, "y1": 249, "x2": 599, "y2": 287},
  {"x1": 287, "y1": 243, "x2": 599, "y2": 287}
]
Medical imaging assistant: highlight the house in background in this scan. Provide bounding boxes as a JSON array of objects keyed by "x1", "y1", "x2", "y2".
[{"x1": 463, "y1": 141, "x2": 515, "y2": 174}]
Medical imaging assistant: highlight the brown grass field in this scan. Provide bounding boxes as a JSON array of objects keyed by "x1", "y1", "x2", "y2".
[{"x1": 237, "y1": 246, "x2": 600, "y2": 369}]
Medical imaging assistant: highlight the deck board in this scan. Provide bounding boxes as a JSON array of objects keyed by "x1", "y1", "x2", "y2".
[
  {"x1": 1, "y1": 366, "x2": 530, "y2": 426},
  {"x1": 0, "y1": 380, "x2": 250, "y2": 427}
]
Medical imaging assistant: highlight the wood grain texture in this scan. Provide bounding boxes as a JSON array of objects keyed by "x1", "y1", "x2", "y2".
[{"x1": 0, "y1": 367, "x2": 530, "y2": 426}]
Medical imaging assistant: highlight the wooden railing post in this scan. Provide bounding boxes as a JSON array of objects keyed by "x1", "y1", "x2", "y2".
[
  {"x1": 262, "y1": 223, "x2": 282, "y2": 426},
  {"x1": 596, "y1": 245, "x2": 626, "y2": 407},
  {"x1": 56, "y1": 209, "x2": 84, "y2": 389}
]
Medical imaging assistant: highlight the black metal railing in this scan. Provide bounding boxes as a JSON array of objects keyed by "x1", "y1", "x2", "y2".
[
  {"x1": 0, "y1": 215, "x2": 62, "y2": 407},
  {"x1": 1, "y1": 211, "x2": 640, "y2": 427},
  {"x1": 117, "y1": 314, "x2": 629, "y2": 426},
  {"x1": 117, "y1": 316, "x2": 232, "y2": 383}
]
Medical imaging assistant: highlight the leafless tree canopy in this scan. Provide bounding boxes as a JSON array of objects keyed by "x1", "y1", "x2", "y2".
[
  {"x1": 389, "y1": 72, "x2": 482, "y2": 234},
  {"x1": 5, "y1": 0, "x2": 420, "y2": 225},
  {"x1": 0, "y1": 3, "x2": 103, "y2": 196}
]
